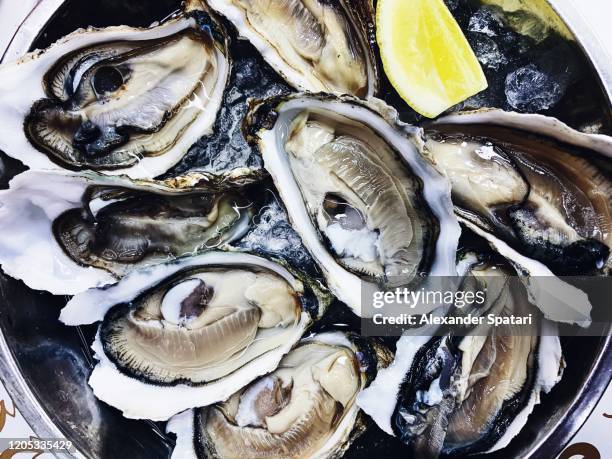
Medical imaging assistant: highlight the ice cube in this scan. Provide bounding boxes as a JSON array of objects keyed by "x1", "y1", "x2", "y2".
[
  {"x1": 236, "y1": 200, "x2": 316, "y2": 272},
  {"x1": 468, "y1": 6, "x2": 505, "y2": 37},
  {"x1": 469, "y1": 34, "x2": 508, "y2": 70},
  {"x1": 505, "y1": 63, "x2": 567, "y2": 112}
]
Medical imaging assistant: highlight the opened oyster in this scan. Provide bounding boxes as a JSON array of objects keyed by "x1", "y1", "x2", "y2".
[
  {"x1": 0, "y1": 169, "x2": 260, "y2": 295},
  {"x1": 0, "y1": 1, "x2": 229, "y2": 178},
  {"x1": 246, "y1": 94, "x2": 460, "y2": 315},
  {"x1": 358, "y1": 253, "x2": 564, "y2": 457},
  {"x1": 61, "y1": 251, "x2": 330, "y2": 420},
  {"x1": 207, "y1": 0, "x2": 378, "y2": 97},
  {"x1": 424, "y1": 109, "x2": 612, "y2": 275},
  {"x1": 168, "y1": 331, "x2": 392, "y2": 459}
]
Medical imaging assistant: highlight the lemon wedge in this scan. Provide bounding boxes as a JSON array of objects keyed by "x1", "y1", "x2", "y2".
[{"x1": 377, "y1": 0, "x2": 488, "y2": 118}]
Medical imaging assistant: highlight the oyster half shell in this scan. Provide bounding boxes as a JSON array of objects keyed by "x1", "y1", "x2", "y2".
[
  {"x1": 168, "y1": 331, "x2": 392, "y2": 459},
  {"x1": 357, "y1": 253, "x2": 565, "y2": 457},
  {"x1": 62, "y1": 251, "x2": 331, "y2": 420},
  {"x1": 246, "y1": 94, "x2": 460, "y2": 316},
  {"x1": 0, "y1": 168, "x2": 261, "y2": 295},
  {"x1": 207, "y1": 0, "x2": 378, "y2": 97},
  {"x1": 0, "y1": 2, "x2": 230, "y2": 178},
  {"x1": 424, "y1": 109, "x2": 612, "y2": 275}
]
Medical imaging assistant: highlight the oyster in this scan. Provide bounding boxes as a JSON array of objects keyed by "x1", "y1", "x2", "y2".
[
  {"x1": 357, "y1": 253, "x2": 564, "y2": 457},
  {"x1": 168, "y1": 331, "x2": 392, "y2": 459},
  {"x1": 246, "y1": 94, "x2": 460, "y2": 315},
  {"x1": 0, "y1": 1, "x2": 230, "y2": 179},
  {"x1": 0, "y1": 169, "x2": 260, "y2": 295},
  {"x1": 423, "y1": 109, "x2": 612, "y2": 275},
  {"x1": 207, "y1": 0, "x2": 378, "y2": 97},
  {"x1": 62, "y1": 251, "x2": 331, "y2": 420}
]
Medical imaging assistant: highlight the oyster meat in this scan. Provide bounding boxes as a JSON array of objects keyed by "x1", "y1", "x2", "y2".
[
  {"x1": 169, "y1": 331, "x2": 392, "y2": 459},
  {"x1": 0, "y1": 2, "x2": 230, "y2": 178},
  {"x1": 61, "y1": 251, "x2": 330, "y2": 420},
  {"x1": 55, "y1": 185, "x2": 252, "y2": 275},
  {"x1": 0, "y1": 169, "x2": 259, "y2": 295},
  {"x1": 207, "y1": 0, "x2": 378, "y2": 97},
  {"x1": 424, "y1": 109, "x2": 612, "y2": 275},
  {"x1": 246, "y1": 94, "x2": 460, "y2": 315}
]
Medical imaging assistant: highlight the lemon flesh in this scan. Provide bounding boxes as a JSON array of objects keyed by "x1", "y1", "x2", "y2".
[{"x1": 377, "y1": 0, "x2": 488, "y2": 118}]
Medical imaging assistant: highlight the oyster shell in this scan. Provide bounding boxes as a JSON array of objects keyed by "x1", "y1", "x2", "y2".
[
  {"x1": 0, "y1": 2, "x2": 230, "y2": 179},
  {"x1": 357, "y1": 253, "x2": 564, "y2": 457},
  {"x1": 168, "y1": 331, "x2": 392, "y2": 459},
  {"x1": 207, "y1": 0, "x2": 378, "y2": 97},
  {"x1": 62, "y1": 251, "x2": 331, "y2": 420},
  {"x1": 460, "y1": 218, "x2": 592, "y2": 326},
  {"x1": 0, "y1": 168, "x2": 261, "y2": 295},
  {"x1": 245, "y1": 94, "x2": 460, "y2": 316},
  {"x1": 423, "y1": 109, "x2": 612, "y2": 275}
]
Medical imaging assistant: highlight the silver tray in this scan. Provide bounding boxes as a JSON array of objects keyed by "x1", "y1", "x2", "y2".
[{"x1": 0, "y1": 1, "x2": 610, "y2": 458}]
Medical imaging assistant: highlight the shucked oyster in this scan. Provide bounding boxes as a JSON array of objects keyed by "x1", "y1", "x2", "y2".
[
  {"x1": 358, "y1": 253, "x2": 565, "y2": 457},
  {"x1": 168, "y1": 331, "x2": 392, "y2": 459},
  {"x1": 0, "y1": 169, "x2": 260, "y2": 295},
  {"x1": 207, "y1": 0, "x2": 378, "y2": 97},
  {"x1": 62, "y1": 251, "x2": 331, "y2": 420},
  {"x1": 0, "y1": 1, "x2": 229, "y2": 179},
  {"x1": 424, "y1": 109, "x2": 612, "y2": 275},
  {"x1": 246, "y1": 94, "x2": 460, "y2": 315}
]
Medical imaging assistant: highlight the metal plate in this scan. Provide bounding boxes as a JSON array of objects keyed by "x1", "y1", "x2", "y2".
[{"x1": 0, "y1": 1, "x2": 610, "y2": 458}]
